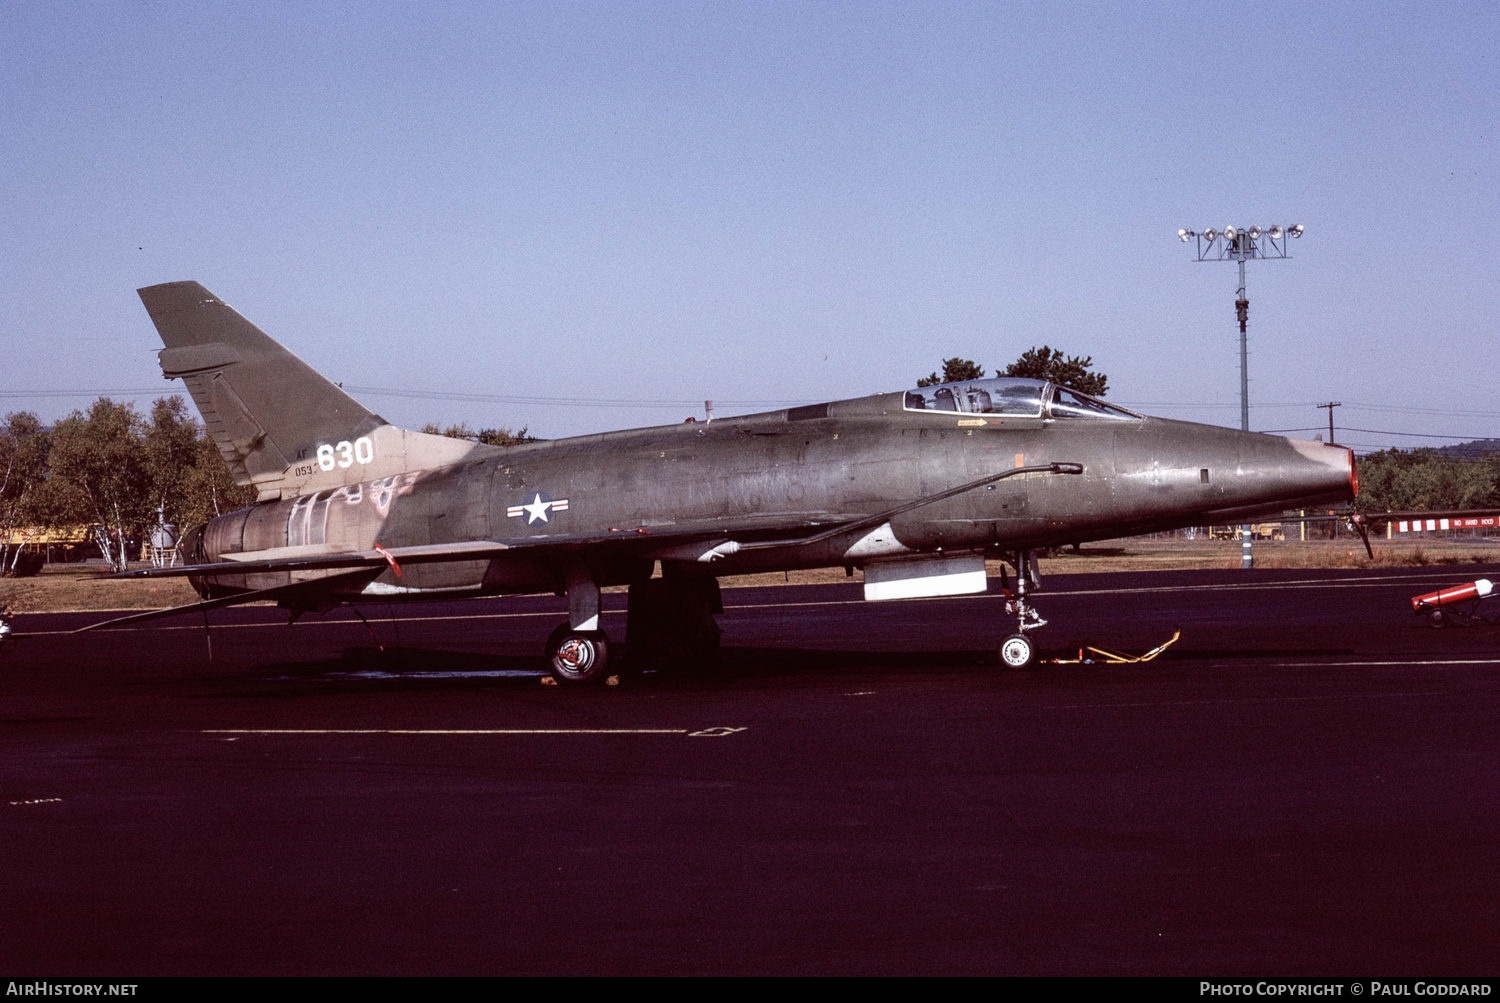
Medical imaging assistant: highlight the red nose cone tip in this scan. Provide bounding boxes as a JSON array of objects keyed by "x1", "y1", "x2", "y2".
[{"x1": 1285, "y1": 438, "x2": 1360, "y2": 505}]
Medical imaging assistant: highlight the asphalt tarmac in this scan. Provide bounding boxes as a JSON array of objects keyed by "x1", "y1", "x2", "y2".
[{"x1": 3, "y1": 565, "x2": 1498, "y2": 976}]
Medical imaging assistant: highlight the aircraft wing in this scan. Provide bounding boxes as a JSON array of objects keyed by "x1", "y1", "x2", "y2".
[
  {"x1": 82, "y1": 521, "x2": 841, "y2": 633},
  {"x1": 74, "y1": 567, "x2": 387, "y2": 632},
  {"x1": 103, "y1": 518, "x2": 846, "y2": 583},
  {"x1": 106, "y1": 538, "x2": 534, "y2": 580}
]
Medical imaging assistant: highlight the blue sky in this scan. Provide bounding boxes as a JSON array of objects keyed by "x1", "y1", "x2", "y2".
[{"x1": 3, "y1": 1, "x2": 1495, "y2": 451}]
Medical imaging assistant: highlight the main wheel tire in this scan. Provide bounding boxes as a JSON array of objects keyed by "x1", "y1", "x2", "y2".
[
  {"x1": 998, "y1": 633, "x2": 1036, "y2": 669},
  {"x1": 546, "y1": 622, "x2": 610, "y2": 684},
  {"x1": 1428, "y1": 609, "x2": 1448, "y2": 629}
]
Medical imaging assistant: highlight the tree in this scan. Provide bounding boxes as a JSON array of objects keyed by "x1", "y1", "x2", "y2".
[
  {"x1": 1355, "y1": 448, "x2": 1499, "y2": 513},
  {"x1": 47, "y1": 399, "x2": 151, "y2": 572},
  {"x1": 0, "y1": 412, "x2": 52, "y2": 574},
  {"x1": 477, "y1": 426, "x2": 535, "y2": 447},
  {"x1": 138, "y1": 396, "x2": 256, "y2": 562},
  {"x1": 1000, "y1": 346, "x2": 1108, "y2": 396},
  {"x1": 141, "y1": 397, "x2": 200, "y2": 545},
  {"x1": 178, "y1": 431, "x2": 257, "y2": 529},
  {"x1": 916, "y1": 358, "x2": 985, "y2": 387},
  {"x1": 419, "y1": 422, "x2": 536, "y2": 446}
]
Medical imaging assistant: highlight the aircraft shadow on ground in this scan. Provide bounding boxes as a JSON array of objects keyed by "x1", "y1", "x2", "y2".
[{"x1": 238, "y1": 641, "x2": 1238, "y2": 693}]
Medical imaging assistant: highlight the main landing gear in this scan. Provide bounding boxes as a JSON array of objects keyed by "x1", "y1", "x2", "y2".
[
  {"x1": 544, "y1": 566, "x2": 611, "y2": 685},
  {"x1": 626, "y1": 575, "x2": 722, "y2": 668},
  {"x1": 997, "y1": 550, "x2": 1047, "y2": 669},
  {"x1": 543, "y1": 568, "x2": 724, "y2": 685}
]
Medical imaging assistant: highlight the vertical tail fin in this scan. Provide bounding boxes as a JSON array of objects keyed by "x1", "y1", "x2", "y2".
[{"x1": 139, "y1": 282, "x2": 484, "y2": 501}]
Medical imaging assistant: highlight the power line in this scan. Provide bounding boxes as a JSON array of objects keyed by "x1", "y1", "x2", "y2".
[
  {"x1": 344, "y1": 386, "x2": 809, "y2": 410},
  {"x1": 1261, "y1": 426, "x2": 1497, "y2": 442},
  {"x1": 1118, "y1": 399, "x2": 1500, "y2": 419},
  {"x1": 0, "y1": 388, "x2": 165, "y2": 399},
  {"x1": 0, "y1": 385, "x2": 810, "y2": 410}
]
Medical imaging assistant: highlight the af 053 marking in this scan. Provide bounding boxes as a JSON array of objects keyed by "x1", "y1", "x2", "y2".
[{"x1": 316, "y1": 436, "x2": 375, "y2": 472}]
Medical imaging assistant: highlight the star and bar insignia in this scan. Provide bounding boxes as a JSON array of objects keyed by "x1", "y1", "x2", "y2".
[{"x1": 507, "y1": 492, "x2": 570, "y2": 525}]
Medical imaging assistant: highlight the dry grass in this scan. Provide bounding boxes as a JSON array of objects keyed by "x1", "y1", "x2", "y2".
[
  {"x1": 4, "y1": 538, "x2": 1495, "y2": 613},
  {"x1": 0, "y1": 565, "x2": 200, "y2": 614}
]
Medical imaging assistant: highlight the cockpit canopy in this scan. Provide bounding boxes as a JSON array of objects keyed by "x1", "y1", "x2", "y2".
[{"x1": 902, "y1": 377, "x2": 1138, "y2": 420}]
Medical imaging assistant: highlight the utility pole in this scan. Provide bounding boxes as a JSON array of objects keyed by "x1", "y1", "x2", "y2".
[
  {"x1": 1318, "y1": 401, "x2": 1341, "y2": 445},
  {"x1": 1176, "y1": 223, "x2": 1304, "y2": 568}
]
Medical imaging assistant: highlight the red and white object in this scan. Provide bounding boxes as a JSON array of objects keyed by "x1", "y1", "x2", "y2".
[{"x1": 1411, "y1": 579, "x2": 1494, "y2": 611}]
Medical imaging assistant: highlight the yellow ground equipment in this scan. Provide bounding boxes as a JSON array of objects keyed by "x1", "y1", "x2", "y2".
[{"x1": 1043, "y1": 629, "x2": 1182, "y2": 665}]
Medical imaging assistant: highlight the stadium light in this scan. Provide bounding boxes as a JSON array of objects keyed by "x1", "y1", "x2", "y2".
[{"x1": 1174, "y1": 222, "x2": 1306, "y2": 567}]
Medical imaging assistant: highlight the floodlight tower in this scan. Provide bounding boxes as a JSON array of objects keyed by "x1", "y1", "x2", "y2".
[{"x1": 1175, "y1": 223, "x2": 1304, "y2": 567}]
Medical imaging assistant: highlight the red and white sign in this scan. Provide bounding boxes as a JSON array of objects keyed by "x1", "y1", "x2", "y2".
[{"x1": 1396, "y1": 515, "x2": 1498, "y2": 532}]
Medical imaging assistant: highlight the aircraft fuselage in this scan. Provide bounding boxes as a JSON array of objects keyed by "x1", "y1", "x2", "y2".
[{"x1": 186, "y1": 390, "x2": 1355, "y2": 603}]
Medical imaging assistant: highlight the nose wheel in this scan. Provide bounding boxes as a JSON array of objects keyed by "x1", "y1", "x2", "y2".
[
  {"x1": 997, "y1": 550, "x2": 1045, "y2": 669},
  {"x1": 999, "y1": 633, "x2": 1035, "y2": 669}
]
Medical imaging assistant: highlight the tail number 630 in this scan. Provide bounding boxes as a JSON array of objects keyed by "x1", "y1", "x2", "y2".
[{"x1": 316, "y1": 436, "x2": 375, "y2": 472}]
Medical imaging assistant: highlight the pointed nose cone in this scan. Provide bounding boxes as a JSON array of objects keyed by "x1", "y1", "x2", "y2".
[
  {"x1": 1113, "y1": 418, "x2": 1357, "y2": 530},
  {"x1": 1198, "y1": 428, "x2": 1357, "y2": 521},
  {"x1": 1283, "y1": 437, "x2": 1359, "y2": 505}
]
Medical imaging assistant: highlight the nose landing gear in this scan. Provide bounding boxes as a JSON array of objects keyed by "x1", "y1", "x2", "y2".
[{"x1": 998, "y1": 550, "x2": 1046, "y2": 669}]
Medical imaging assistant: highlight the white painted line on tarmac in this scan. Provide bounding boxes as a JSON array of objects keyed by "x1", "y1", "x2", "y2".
[
  {"x1": 1047, "y1": 579, "x2": 1457, "y2": 599},
  {"x1": 29, "y1": 567, "x2": 1498, "y2": 636},
  {"x1": 1048, "y1": 689, "x2": 1468, "y2": 711},
  {"x1": 1275, "y1": 658, "x2": 1500, "y2": 668},
  {"x1": 203, "y1": 726, "x2": 747, "y2": 737}
]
